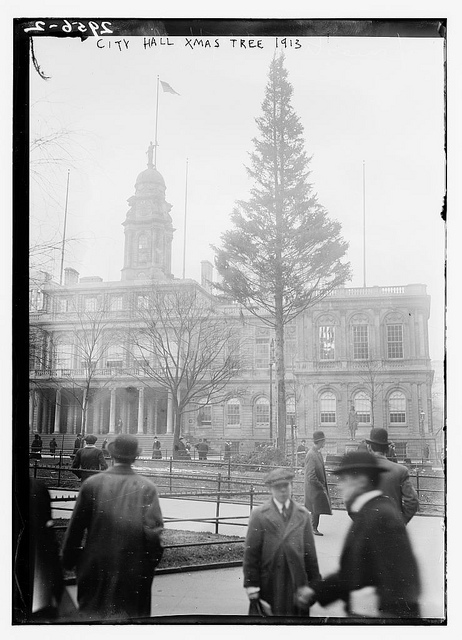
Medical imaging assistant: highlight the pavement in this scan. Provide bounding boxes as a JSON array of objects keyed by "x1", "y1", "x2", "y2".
[{"x1": 60, "y1": 494, "x2": 445, "y2": 621}]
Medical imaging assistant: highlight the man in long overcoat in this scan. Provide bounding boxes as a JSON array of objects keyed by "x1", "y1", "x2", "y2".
[
  {"x1": 305, "y1": 451, "x2": 421, "y2": 618},
  {"x1": 71, "y1": 434, "x2": 108, "y2": 482},
  {"x1": 304, "y1": 431, "x2": 332, "y2": 536},
  {"x1": 243, "y1": 468, "x2": 321, "y2": 617},
  {"x1": 366, "y1": 428, "x2": 419, "y2": 524},
  {"x1": 62, "y1": 435, "x2": 164, "y2": 621}
]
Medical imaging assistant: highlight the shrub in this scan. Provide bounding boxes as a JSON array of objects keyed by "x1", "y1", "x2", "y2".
[{"x1": 231, "y1": 447, "x2": 290, "y2": 470}]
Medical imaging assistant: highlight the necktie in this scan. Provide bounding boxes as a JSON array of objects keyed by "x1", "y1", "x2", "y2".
[{"x1": 282, "y1": 505, "x2": 288, "y2": 521}]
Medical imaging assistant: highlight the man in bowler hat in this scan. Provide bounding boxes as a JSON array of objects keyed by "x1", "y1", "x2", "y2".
[
  {"x1": 366, "y1": 427, "x2": 419, "y2": 524},
  {"x1": 304, "y1": 431, "x2": 332, "y2": 535},
  {"x1": 71, "y1": 434, "x2": 108, "y2": 482},
  {"x1": 303, "y1": 450, "x2": 421, "y2": 618},
  {"x1": 62, "y1": 434, "x2": 164, "y2": 621},
  {"x1": 244, "y1": 468, "x2": 321, "y2": 617}
]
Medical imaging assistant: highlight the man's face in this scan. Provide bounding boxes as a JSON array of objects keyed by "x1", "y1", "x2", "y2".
[
  {"x1": 338, "y1": 473, "x2": 369, "y2": 506},
  {"x1": 317, "y1": 439, "x2": 325, "y2": 450},
  {"x1": 271, "y1": 482, "x2": 292, "y2": 504}
]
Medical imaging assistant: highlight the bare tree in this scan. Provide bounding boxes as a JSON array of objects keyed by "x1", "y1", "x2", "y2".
[
  {"x1": 127, "y1": 285, "x2": 242, "y2": 450},
  {"x1": 355, "y1": 359, "x2": 384, "y2": 429},
  {"x1": 50, "y1": 297, "x2": 119, "y2": 435}
]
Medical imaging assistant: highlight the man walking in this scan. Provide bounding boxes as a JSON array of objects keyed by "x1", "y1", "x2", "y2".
[
  {"x1": 243, "y1": 468, "x2": 321, "y2": 617},
  {"x1": 71, "y1": 434, "x2": 108, "y2": 482},
  {"x1": 366, "y1": 428, "x2": 419, "y2": 524},
  {"x1": 304, "y1": 431, "x2": 332, "y2": 536},
  {"x1": 73, "y1": 433, "x2": 83, "y2": 455},
  {"x1": 62, "y1": 435, "x2": 164, "y2": 621},
  {"x1": 305, "y1": 450, "x2": 421, "y2": 619}
]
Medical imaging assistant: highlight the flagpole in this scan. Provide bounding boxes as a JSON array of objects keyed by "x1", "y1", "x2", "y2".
[
  {"x1": 59, "y1": 169, "x2": 70, "y2": 285},
  {"x1": 362, "y1": 160, "x2": 366, "y2": 289},
  {"x1": 154, "y1": 75, "x2": 160, "y2": 168},
  {"x1": 182, "y1": 158, "x2": 189, "y2": 279}
]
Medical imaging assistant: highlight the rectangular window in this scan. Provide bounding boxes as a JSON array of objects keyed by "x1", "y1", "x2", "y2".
[
  {"x1": 353, "y1": 325, "x2": 369, "y2": 360},
  {"x1": 387, "y1": 324, "x2": 404, "y2": 359},
  {"x1": 110, "y1": 296, "x2": 123, "y2": 311},
  {"x1": 84, "y1": 297, "x2": 97, "y2": 312},
  {"x1": 256, "y1": 404, "x2": 269, "y2": 426},
  {"x1": 200, "y1": 405, "x2": 212, "y2": 425},
  {"x1": 255, "y1": 338, "x2": 270, "y2": 369},
  {"x1": 137, "y1": 295, "x2": 149, "y2": 309},
  {"x1": 227, "y1": 402, "x2": 240, "y2": 426},
  {"x1": 319, "y1": 326, "x2": 335, "y2": 360},
  {"x1": 58, "y1": 298, "x2": 70, "y2": 312},
  {"x1": 56, "y1": 344, "x2": 72, "y2": 369},
  {"x1": 106, "y1": 344, "x2": 124, "y2": 369},
  {"x1": 389, "y1": 411, "x2": 406, "y2": 423}
]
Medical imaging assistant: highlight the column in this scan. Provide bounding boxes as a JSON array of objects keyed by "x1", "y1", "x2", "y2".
[
  {"x1": 137, "y1": 387, "x2": 145, "y2": 434},
  {"x1": 147, "y1": 397, "x2": 154, "y2": 434},
  {"x1": 123, "y1": 401, "x2": 129, "y2": 434},
  {"x1": 53, "y1": 389, "x2": 61, "y2": 434},
  {"x1": 93, "y1": 398, "x2": 100, "y2": 435},
  {"x1": 166, "y1": 391, "x2": 173, "y2": 434},
  {"x1": 109, "y1": 388, "x2": 116, "y2": 433},
  {"x1": 153, "y1": 397, "x2": 158, "y2": 435},
  {"x1": 29, "y1": 390, "x2": 35, "y2": 432},
  {"x1": 41, "y1": 395, "x2": 48, "y2": 434}
]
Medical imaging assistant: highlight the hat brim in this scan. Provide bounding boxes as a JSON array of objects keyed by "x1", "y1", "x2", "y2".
[
  {"x1": 334, "y1": 464, "x2": 388, "y2": 475},
  {"x1": 365, "y1": 439, "x2": 390, "y2": 446},
  {"x1": 265, "y1": 478, "x2": 294, "y2": 486}
]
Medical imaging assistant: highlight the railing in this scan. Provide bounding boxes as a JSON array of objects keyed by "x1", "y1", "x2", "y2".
[{"x1": 30, "y1": 456, "x2": 444, "y2": 515}]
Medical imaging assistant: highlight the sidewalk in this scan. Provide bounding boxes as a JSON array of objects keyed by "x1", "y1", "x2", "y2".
[{"x1": 65, "y1": 506, "x2": 445, "y2": 620}]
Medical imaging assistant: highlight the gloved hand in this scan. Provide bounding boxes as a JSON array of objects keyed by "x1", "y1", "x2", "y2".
[
  {"x1": 248, "y1": 591, "x2": 260, "y2": 601},
  {"x1": 295, "y1": 585, "x2": 316, "y2": 609}
]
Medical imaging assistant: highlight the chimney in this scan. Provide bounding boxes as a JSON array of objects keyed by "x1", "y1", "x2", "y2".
[
  {"x1": 64, "y1": 267, "x2": 80, "y2": 286},
  {"x1": 201, "y1": 260, "x2": 213, "y2": 293}
]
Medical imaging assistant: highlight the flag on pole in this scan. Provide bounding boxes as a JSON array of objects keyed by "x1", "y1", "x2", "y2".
[{"x1": 160, "y1": 80, "x2": 180, "y2": 95}]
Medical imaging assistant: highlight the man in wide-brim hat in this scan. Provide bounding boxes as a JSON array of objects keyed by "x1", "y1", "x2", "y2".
[
  {"x1": 304, "y1": 431, "x2": 332, "y2": 535},
  {"x1": 62, "y1": 435, "x2": 164, "y2": 621},
  {"x1": 366, "y1": 427, "x2": 419, "y2": 524},
  {"x1": 304, "y1": 450, "x2": 421, "y2": 619},
  {"x1": 243, "y1": 467, "x2": 321, "y2": 617}
]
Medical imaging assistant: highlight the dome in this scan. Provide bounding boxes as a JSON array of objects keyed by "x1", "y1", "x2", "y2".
[{"x1": 135, "y1": 168, "x2": 165, "y2": 187}]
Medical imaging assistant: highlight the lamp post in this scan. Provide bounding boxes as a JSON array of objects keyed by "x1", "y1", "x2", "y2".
[{"x1": 269, "y1": 339, "x2": 274, "y2": 441}]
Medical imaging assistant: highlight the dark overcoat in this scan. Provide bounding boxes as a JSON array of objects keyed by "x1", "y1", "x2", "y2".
[
  {"x1": 243, "y1": 499, "x2": 321, "y2": 616},
  {"x1": 71, "y1": 446, "x2": 108, "y2": 482},
  {"x1": 62, "y1": 466, "x2": 164, "y2": 620},
  {"x1": 375, "y1": 455, "x2": 419, "y2": 523},
  {"x1": 304, "y1": 447, "x2": 332, "y2": 515},
  {"x1": 314, "y1": 495, "x2": 421, "y2": 618}
]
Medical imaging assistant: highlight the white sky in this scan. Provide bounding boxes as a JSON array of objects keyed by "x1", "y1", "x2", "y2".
[{"x1": 29, "y1": 33, "x2": 445, "y2": 360}]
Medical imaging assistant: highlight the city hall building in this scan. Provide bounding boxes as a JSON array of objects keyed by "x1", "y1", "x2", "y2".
[{"x1": 29, "y1": 150, "x2": 437, "y2": 460}]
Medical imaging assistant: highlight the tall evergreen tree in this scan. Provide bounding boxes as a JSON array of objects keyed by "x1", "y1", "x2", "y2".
[{"x1": 214, "y1": 54, "x2": 351, "y2": 451}]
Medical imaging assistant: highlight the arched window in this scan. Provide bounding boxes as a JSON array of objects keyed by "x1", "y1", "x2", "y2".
[
  {"x1": 137, "y1": 233, "x2": 151, "y2": 264},
  {"x1": 320, "y1": 392, "x2": 336, "y2": 424},
  {"x1": 226, "y1": 398, "x2": 241, "y2": 426},
  {"x1": 255, "y1": 397, "x2": 269, "y2": 427},
  {"x1": 286, "y1": 396, "x2": 296, "y2": 427},
  {"x1": 389, "y1": 391, "x2": 406, "y2": 424},
  {"x1": 354, "y1": 391, "x2": 371, "y2": 424}
]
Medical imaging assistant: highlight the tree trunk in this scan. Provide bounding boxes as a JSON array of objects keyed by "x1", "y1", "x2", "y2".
[{"x1": 275, "y1": 302, "x2": 286, "y2": 452}]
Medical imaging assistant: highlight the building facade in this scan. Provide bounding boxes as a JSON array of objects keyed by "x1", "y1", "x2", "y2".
[{"x1": 29, "y1": 151, "x2": 436, "y2": 459}]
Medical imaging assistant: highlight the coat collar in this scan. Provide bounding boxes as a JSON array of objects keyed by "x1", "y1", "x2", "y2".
[{"x1": 260, "y1": 498, "x2": 306, "y2": 533}]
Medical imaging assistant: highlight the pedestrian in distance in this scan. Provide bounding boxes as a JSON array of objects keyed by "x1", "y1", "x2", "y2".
[
  {"x1": 366, "y1": 428, "x2": 419, "y2": 524},
  {"x1": 152, "y1": 436, "x2": 162, "y2": 459},
  {"x1": 304, "y1": 431, "x2": 332, "y2": 536},
  {"x1": 296, "y1": 439, "x2": 307, "y2": 466},
  {"x1": 49, "y1": 437, "x2": 58, "y2": 458},
  {"x1": 71, "y1": 434, "x2": 108, "y2": 482},
  {"x1": 303, "y1": 450, "x2": 421, "y2": 619},
  {"x1": 30, "y1": 433, "x2": 42, "y2": 460},
  {"x1": 62, "y1": 434, "x2": 164, "y2": 621},
  {"x1": 73, "y1": 433, "x2": 83, "y2": 456},
  {"x1": 243, "y1": 468, "x2": 321, "y2": 617}
]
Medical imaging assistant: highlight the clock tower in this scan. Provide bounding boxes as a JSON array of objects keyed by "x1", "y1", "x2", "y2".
[{"x1": 121, "y1": 143, "x2": 175, "y2": 281}]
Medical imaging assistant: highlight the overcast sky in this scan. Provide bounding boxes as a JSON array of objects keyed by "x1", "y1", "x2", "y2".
[{"x1": 29, "y1": 33, "x2": 445, "y2": 360}]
